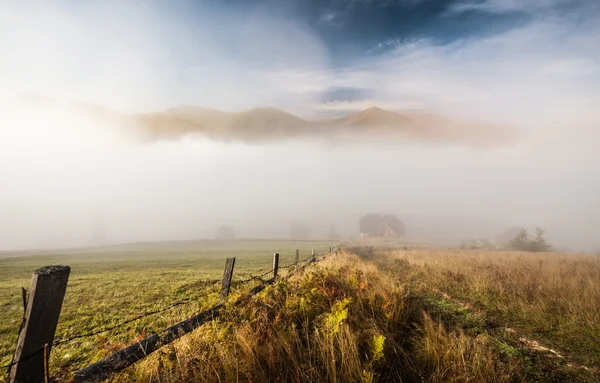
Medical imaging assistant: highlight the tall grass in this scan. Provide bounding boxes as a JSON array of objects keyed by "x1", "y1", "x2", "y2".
[
  {"x1": 112, "y1": 252, "x2": 533, "y2": 382},
  {"x1": 384, "y1": 249, "x2": 600, "y2": 368},
  {"x1": 4, "y1": 246, "x2": 598, "y2": 382},
  {"x1": 115, "y1": 253, "x2": 409, "y2": 382}
]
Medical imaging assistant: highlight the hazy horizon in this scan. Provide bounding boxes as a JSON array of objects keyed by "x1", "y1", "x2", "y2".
[{"x1": 1, "y1": 0, "x2": 599, "y2": 252}]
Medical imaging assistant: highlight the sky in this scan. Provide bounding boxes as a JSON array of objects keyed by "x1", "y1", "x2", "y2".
[{"x1": 0, "y1": 0, "x2": 599, "y2": 251}]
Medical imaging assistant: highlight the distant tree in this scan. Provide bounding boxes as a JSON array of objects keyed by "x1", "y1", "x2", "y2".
[
  {"x1": 290, "y1": 222, "x2": 310, "y2": 239},
  {"x1": 216, "y1": 225, "x2": 235, "y2": 241},
  {"x1": 328, "y1": 224, "x2": 340, "y2": 239},
  {"x1": 530, "y1": 228, "x2": 551, "y2": 252},
  {"x1": 509, "y1": 228, "x2": 530, "y2": 251},
  {"x1": 495, "y1": 227, "x2": 521, "y2": 247},
  {"x1": 509, "y1": 227, "x2": 552, "y2": 252},
  {"x1": 359, "y1": 213, "x2": 384, "y2": 235},
  {"x1": 461, "y1": 238, "x2": 495, "y2": 250}
]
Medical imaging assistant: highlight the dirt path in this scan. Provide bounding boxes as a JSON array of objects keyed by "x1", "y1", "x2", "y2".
[{"x1": 429, "y1": 287, "x2": 598, "y2": 374}]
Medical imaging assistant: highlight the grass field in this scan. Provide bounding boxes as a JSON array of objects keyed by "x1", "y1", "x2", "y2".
[
  {"x1": 0, "y1": 239, "x2": 337, "y2": 381},
  {"x1": 104, "y1": 247, "x2": 600, "y2": 382},
  {"x1": 367, "y1": 247, "x2": 600, "y2": 381},
  {"x1": 2, "y1": 242, "x2": 599, "y2": 382}
]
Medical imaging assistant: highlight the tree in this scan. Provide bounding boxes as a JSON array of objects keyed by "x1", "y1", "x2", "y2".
[
  {"x1": 530, "y1": 228, "x2": 551, "y2": 252},
  {"x1": 509, "y1": 227, "x2": 552, "y2": 252},
  {"x1": 359, "y1": 213, "x2": 383, "y2": 235},
  {"x1": 216, "y1": 225, "x2": 235, "y2": 241},
  {"x1": 509, "y1": 228, "x2": 530, "y2": 251},
  {"x1": 290, "y1": 222, "x2": 310, "y2": 239}
]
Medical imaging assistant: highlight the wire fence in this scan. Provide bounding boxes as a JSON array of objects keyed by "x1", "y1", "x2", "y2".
[{"x1": 2, "y1": 246, "x2": 340, "y2": 375}]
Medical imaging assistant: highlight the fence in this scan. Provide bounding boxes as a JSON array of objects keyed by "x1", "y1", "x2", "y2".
[{"x1": 3, "y1": 246, "x2": 340, "y2": 383}]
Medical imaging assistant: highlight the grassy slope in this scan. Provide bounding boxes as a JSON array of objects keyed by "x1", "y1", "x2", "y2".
[
  {"x1": 0, "y1": 240, "x2": 337, "y2": 379},
  {"x1": 113, "y1": 249, "x2": 599, "y2": 382}
]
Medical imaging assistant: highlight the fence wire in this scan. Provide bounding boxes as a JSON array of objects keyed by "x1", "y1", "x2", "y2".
[
  {"x1": 2, "y1": 246, "x2": 341, "y2": 372},
  {"x1": 1, "y1": 283, "x2": 222, "y2": 370}
]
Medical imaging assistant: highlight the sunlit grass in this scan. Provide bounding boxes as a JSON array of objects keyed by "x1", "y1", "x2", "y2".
[
  {"x1": 381, "y1": 249, "x2": 600, "y2": 368},
  {"x1": 2, "y1": 244, "x2": 599, "y2": 382},
  {"x1": 0, "y1": 239, "x2": 336, "y2": 380}
]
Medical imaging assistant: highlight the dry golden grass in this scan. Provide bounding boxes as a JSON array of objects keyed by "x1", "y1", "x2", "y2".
[
  {"x1": 383, "y1": 249, "x2": 600, "y2": 368},
  {"x1": 111, "y1": 250, "x2": 577, "y2": 382},
  {"x1": 414, "y1": 312, "x2": 519, "y2": 383},
  {"x1": 113, "y1": 252, "x2": 410, "y2": 382}
]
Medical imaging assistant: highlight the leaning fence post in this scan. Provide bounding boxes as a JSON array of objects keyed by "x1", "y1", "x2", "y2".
[
  {"x1": 220, "y1": 258, "x2": 236, "y2": 301},
  {"x1": 9, "y1": 265, "x2": 70, "y2": 383},
  {"x1": 272, "y1": 253, "x2": 279, "y2": 279},
  {"x1": 295, "y1": 249, "x2": 300, "y2": 273}
]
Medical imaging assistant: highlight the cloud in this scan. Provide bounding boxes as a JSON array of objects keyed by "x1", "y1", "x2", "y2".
[
  {"x1": 319, "y1": 87, "x2": 375, "y2": 102},
  {"x1": 0, "y1": 0, "x2": 599, "y2": 252},
  {"x1": 319, "y1": 11, "x2": 343, "y2": 26},
  {"x1": 286, "y1": 6, "x2": 600, "y2": 145},
  {"x1": 0, "y1": 1, "x2": 330, "y2": 112}
]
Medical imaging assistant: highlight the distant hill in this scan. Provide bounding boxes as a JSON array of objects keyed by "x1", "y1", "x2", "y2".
[
  {"x1": 333, "y1": 106, "x2": 414, "y2": 130},
  {"x1": 165, "y1": 105, "x2": 312, "y2": 141},
  {"x1": 3, "y1": 96, "x2": 518, "y2": 147}
]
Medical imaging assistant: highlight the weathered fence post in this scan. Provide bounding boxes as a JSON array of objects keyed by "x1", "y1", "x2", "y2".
[
  {"x1": 272, "y1": 253, "x2": 279, "y2": 279},
  {"x1": 9, "y1": 265, "x2": 70, "y2": 383},
  {"x1": 295, "y1": 249, "x2": 300, "y2": 273},
  {"x1": 311, "y1": 249, "x2": 316, "y2": 263},
  {"x1": 220, "y1": 258, "x2": 236, "y2": 301}
]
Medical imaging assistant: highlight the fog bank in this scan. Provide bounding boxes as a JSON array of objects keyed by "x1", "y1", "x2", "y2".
[{"x1": 1, "y1": 104, "x2": 598, "y2": 252}]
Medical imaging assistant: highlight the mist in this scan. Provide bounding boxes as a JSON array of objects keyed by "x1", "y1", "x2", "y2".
[{"x1": 1, "y1": 1, "x2": 599, "y2": 252}]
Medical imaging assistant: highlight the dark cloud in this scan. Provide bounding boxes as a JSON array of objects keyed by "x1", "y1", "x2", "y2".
[{"x1": 200, "y1": 0, "x2": 534, "y2": 65}]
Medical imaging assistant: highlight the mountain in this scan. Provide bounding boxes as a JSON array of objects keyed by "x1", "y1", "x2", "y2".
[
  {"x1": 333, "y1": 106, "x2": 415, "y2": 130},
  {"x1": 327, "y1": 107, "x2": 516, "y2": 146},
  {"x1": 165, "y1": 106, "x2": 311, "y2": 141},
  {"x1": 125, "y1": 112, "x2": 208, "y2": 141},
  {"x1": 2, "y1": 96, "x2": 517, "y2": 147}
]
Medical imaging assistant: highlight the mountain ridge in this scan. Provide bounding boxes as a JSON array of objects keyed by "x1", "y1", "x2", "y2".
[{"x1": 3, "y1": 96, "x2": 518, "y2": 147}]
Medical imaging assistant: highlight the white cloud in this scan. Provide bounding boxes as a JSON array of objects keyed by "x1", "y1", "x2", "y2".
[
  {"x1": 290, "y1": 14, "x2": 600, "y2": 145},
  {"x1": 0, "y1": 1, "x2": 329, "y2": 112}
]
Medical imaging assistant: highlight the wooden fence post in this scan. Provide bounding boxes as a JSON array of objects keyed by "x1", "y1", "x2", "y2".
[
  {"x1": 220, "y1": 258, "x2": 236, "y2": 301},
  {"x1": 9, "y1": 265, "x2": 70, "y2": 383},
  {"x1": 272, "y1": 253, "x2": 279, "y2": 279},
  {"x1": 295, "y1": 249, "x2": 299, "y2": 273},
  {"x1": 311, "y1": 249, "x2": 316, "y2": 263}
]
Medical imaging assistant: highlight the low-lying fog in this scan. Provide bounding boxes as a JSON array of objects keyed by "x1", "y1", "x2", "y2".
[
  {"x1": 1, "y1": 104, "x2": 598, "y2": 252},
  {"x1": 1, "y1": 1, "x2": 599, "y2": 253}
]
